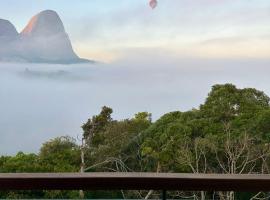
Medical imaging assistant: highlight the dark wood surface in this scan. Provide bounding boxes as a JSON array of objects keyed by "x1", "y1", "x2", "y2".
[{"x1": 0, "y1": 173, "x2": 270, "y2": 191}]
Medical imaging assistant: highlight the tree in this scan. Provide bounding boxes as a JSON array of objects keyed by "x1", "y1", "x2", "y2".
[
  {"x1": 83, "y1": 112, "x2": 151, "y2": 171},
  {"x1": 80, "y1": 110, "x2": 152, "y2": 199},
  {"x1": 201, "y1": 84, "x2": 269, "y2": 119},
  {"x1": 38, "y1": 136, "x2": 81, "y2": 199},
  {"x1": 0, "y1": 152, "x2": 41, "y2": 173},
  {"x1": 0, "y1": 152, "x2": 44, "y2": 199},
  {"x1": 141, "y1": 111, "x2": 199, "y2": 172},
  {"x1": 39, "y1": 136, "x2": 81, "y2": 172},
  {"x1": 82, "y1": 106, "x2": 113, "y2": 146},
  {"x1": 140, "y1": 84, "x2": 270, "y2": 200}
]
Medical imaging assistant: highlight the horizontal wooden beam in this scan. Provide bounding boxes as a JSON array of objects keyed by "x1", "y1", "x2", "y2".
[{"x1": 0, "y1": 173, "x2": 270, "y2": 191}]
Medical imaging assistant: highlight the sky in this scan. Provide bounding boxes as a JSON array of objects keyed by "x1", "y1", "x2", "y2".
[{"x1": 0, "y1": 0, "x2": 270, "y2": 62}]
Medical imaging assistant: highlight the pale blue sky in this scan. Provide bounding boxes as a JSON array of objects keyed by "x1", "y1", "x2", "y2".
[{"x1": 1, "y1": 0, "x2": 270, "y2": 61}]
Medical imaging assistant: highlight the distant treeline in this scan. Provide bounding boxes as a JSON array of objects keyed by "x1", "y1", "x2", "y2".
[{"x1": 1, "y1": 83, "x2": 270, "y2": 199}]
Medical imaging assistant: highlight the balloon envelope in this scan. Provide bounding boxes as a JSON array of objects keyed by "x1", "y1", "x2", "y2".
[{"x1": 149, "y1": 0, "x2": 157, "y2": 9}]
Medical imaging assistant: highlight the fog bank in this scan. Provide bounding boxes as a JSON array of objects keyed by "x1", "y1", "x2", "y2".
[{"x1": 0, "y1": 57, "x2": 270, "y2": 155}]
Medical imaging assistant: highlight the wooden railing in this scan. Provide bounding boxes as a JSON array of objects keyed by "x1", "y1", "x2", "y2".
[{"x1": 1, "y1": 173, "x2": 270, "y2": 198}]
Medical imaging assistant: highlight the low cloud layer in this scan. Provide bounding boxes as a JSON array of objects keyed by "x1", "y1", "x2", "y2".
[{"x1": 0, "y1": 55, "x2": 270, "y2": 155}]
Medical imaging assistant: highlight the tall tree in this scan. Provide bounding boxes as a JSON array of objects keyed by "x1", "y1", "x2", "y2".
[{"x1": 82, "y1": 106, "x2": 113, "y2": 146}]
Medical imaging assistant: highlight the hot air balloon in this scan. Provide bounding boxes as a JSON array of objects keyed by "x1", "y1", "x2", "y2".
[{"x1": 149, "y1": 0, "x2": 158, "y2": 9}]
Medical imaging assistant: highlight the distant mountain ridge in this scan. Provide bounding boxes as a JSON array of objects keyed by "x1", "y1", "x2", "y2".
[{"x1": 0, "y1": 10, "x2": 93, "y2": 64}]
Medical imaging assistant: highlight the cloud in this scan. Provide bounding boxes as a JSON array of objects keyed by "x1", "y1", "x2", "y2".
[
  {"x1": 1, "y1": 55, "x2": 270, "y2": 155},
  {"x1": 65, "y1": 0, "x2": 270, "y2": 62},
  {"x1": 201, "y1": 36, "x2": 250, "y2": 45}
]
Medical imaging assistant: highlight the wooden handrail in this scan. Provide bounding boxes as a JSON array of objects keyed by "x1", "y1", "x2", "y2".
[{"x1": 0, "y1": 173, "x2": 270, "y2": 191}]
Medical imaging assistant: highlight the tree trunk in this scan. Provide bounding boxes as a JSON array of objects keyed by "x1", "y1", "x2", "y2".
[
  {"x1": 145, "y1": 161, "x2": 161, "y2": 199},
  {"x1": 200, "y1": 191, "x2": 205, "y2": 200},
  {"x1": 79, "y1": 139, "x2": 85, "y2": 199}
]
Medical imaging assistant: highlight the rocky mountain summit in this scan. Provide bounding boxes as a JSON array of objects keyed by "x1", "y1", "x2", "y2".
[
  {"x1": 0, "y1": 10, "x2": 92, "y2": 64},
  {"x1": 0, "y1": 19, "x2": 18, "y2": 38}
]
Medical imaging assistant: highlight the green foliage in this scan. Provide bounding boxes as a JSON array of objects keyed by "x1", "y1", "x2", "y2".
[
  {"x1": 141, "y1": 84, "x2": 270, "y2": 175},
  {"x1": 141, "y1": 111, "x2": 195, "y2": 171},
  {"x1": 201, "y1": 84, "x2": 269, "y2": 122},
  {"x1": 82, "y1": 106, "x2": 113, "y2": 145},
  {"x1": 252, "y1": 109, "x2": 270, "y2": 140},
  {"x1": 134, "y1": 112, "x2": 152, "y2": 122},
  {"x1": 0, "y1": 152, "x2": 41, "y2": 173},
  {"x1": 39, "y1": 136, "x2": 81, "y2": 172},
  {"x1": 84, "y1": 111, "x2": 152, "y2": 172},
  {"x1": 0, "y1": 136, "x2": 81, "y2": 199}
]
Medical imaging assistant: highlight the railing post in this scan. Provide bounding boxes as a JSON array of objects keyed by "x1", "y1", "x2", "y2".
[{"x1": 162, "y1": 190, "x2": 167, "y2": 200}]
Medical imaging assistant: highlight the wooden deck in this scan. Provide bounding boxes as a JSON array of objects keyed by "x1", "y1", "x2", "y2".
[{"x1": 0, "y1": 173, "x2": 270, "y2": 191}]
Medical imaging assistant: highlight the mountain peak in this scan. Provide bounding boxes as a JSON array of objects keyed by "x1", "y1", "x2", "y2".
[
  {"x1": 0, "y1": 19, "x2": 18, "y2": 37},
  {"x1": 39, "y1": 9, "x2": 58, "y2": 15},
  {"x1": 0, "y1": 10, "x2": 93, "y2": 64},
  {"x1": 21, "y1": 10, "x2": 65, "y2": 37}
]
